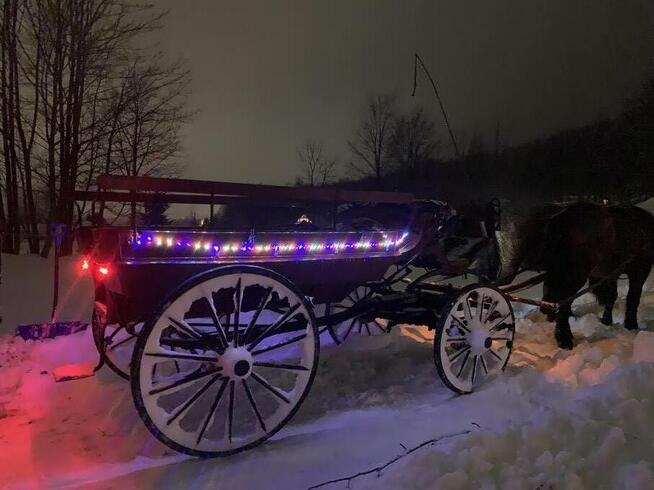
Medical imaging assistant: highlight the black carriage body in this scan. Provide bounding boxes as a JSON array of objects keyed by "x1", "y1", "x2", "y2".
[
  {"x1": 75, "y1": 175, "x2": 431, "y2": 328},
  {"x1": 87, "y1": 229, "x2": 407, "y2": 326}
]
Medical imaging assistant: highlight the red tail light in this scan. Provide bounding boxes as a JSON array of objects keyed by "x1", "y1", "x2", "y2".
[{"x1": 81, "y1": 257, "x2": 111, "y2": 280}]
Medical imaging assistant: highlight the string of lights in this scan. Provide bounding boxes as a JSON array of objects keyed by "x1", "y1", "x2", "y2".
[{"x1": 127, "y1": 230, "x2": 409, "y2": 258}]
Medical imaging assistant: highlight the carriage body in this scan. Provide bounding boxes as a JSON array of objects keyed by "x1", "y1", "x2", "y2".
[
  {"x1": 75, "y1": 175, "x2": 516, "y2": 458},
  {"x1": 79, "y1": 225, "x2": 413, "y2": 326}
]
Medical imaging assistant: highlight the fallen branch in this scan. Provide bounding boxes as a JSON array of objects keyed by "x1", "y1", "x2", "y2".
[{"x1": 307, "y1": 427, "x2": 474, "y2": 489}]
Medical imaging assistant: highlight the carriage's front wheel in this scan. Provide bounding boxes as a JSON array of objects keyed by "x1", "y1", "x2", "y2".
[
  {"x1": 434, "y1": 284, "x2": 514, "y2": 394},
  {"x1": 131, "y1": 265, "x2": 319, "y2": 457}
]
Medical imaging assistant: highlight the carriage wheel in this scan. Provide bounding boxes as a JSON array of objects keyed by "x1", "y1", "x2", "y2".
[
  {"x1": 325, "y1": 286, "x2": 388, "y2": 344},
  {"x1": 92, "y1": 321, "x2": 141, "y2": 380},
  {"x1": 91, "y1": 301, "x2": 141, "y2": 380},
  {"x1": 434, "y1": 284, "x2": 514, "y2": 395},
  {"x1": 131, "y1": 265, "x2": 319, "y2": 457}
]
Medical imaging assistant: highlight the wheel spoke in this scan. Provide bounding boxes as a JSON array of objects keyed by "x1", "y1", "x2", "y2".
[
  {"x1": 232, "y1": 278, "x2": 242, "y2": 344},
  {"x1": 462, "y1": 294, "x2": 473, "y2": 321},
  {"x1": 145, "y1": 350, "x2": 217, "y2": 363},
  {"x1": 471, "y1": 355, "x2": 478, "y2": 383},
  {"x1": 203, "y1": 295, "x2": 229, "y2": 349},
  {"x1": 483, "y1": 300, "x2": 499, "y2": 323},
  {"x1": 449, "y1": 345, "x2": 471, "y2": 363},
  {"x1": 363, "y1": 322, "x2": 372, "y2": 335},
  {"x1": 248, "y1": 303, "x2": 301, "y2": 352},
  {"x1": 251, "y1": 332, "x2": 307, "y2": 357},
  {"x1": 149, "y1": 366, "x2": 222, "y2": 396},
  {"x1": 240, "y1": 287, "x2": 272, "y2": 347},
  {"x1": 450, "y1": 314, "x2": 470, "y2": 333},
  {"x1": 373, "y1": 319, "x2": 387, "y2": 333},
  {"x1": 196, "y1": 378, "x2": 230, "y2": 444},
  {"x1": 342, "y1": 318, "x2": 357, "y2": 341},
  {"x1": 106, "y1": 324, "x2": 127, "y2": 343},
  {"x1": 445, "y1": 337, "x2": 466, "y2": 343},
  {"x1": 227, "y1": 380, "x2": 235, "y2": 442},
  {"x1": 480, "y1": 354, "x2": 489, "y2": 375},
  {"x1": 250, "y1": 372, "x2": 290, "y2": 404},
  {"x1": 253, "y1": 361, "x2": 309, "y2": 372},
  {"x1": 242, "y1": 379, "x2": 267, "y2": 432},
  {"x1": 478, "y1": 293, "x2": 486, "y2": 320},
  {"x1": 488, "y1": 348, "x2": 503, "y2": 361},
  {"x1": 166, "y1": 373, "x2": 222, "y2": 426},
  {"x1": 456, "y1": 350, "x2": 470, "y2": 377},
  {"x1": 168, "y1": 316, "x2": 202, "y2": 340},
  {"x1": 107, "y1": 333, "x2": 137, "y2": 351},
  {"x1": 488, "y1": 313, "x2": 512, "y2": 331}
]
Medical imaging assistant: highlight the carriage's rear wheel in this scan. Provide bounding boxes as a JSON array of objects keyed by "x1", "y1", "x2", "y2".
[
  {"x1": 325, "y1": 286, "x2": 389, "y2": 344},
  {"x1": 131, "y1": 265, "x2": 319, "y2": 457},
  {"x1": 91, "y1": 301, "x2": 140, "y2": 380},
  {"x1": 434, "y1": 284, "x2": 514, "y2": 394}
]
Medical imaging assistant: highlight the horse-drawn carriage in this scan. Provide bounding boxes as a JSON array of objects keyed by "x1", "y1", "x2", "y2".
[{"x1": 75, "y1": 175, "x2": 520, "y2": 457}]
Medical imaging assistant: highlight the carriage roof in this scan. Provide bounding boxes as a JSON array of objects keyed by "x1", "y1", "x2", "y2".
[{"x1": 74, "y1": 174, "x2": 414, "y2": 209}]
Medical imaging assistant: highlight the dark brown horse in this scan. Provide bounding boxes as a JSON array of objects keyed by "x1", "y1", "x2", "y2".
[{"x1": 540, "y1": 203, "x2": 654, "y2": 349}]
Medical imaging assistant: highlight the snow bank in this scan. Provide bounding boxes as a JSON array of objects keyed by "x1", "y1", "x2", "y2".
[
  {"x1": 0, "y1": 255, "x2": 653, "y2": 489},
  {"x1": 361, "y1": 349, "x2": 654, "y2": 490},
  {"x1": 632, "y1": 331, "x2": 654, "y2": 363}
]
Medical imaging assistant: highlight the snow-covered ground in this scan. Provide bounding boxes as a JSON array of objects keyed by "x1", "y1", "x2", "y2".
[{"x1": 1, "y1": 254, "x2": 654, "y2": 489}]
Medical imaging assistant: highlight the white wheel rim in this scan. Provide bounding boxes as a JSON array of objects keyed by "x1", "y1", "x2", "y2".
[
  {"x1": 329, "y1": 286, "x2": 388, "y2": 342},
  {"x1": 439, "y1": 287, "x2": 514, "y2": 393},
  {"x1": 137, "y1": 272, "x2": 316, "y2": 454}
]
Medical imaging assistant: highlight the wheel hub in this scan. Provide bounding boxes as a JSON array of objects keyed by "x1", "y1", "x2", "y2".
[
  {"x1": 219, "y1": 346, "x2": 253, "y2": 379},
  {"x1": 467, "y1": 320, "x2": 491, "y2": 355}
]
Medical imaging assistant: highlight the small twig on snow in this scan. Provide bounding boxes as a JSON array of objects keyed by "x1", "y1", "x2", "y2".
[{"x1": 306, "y1": 429, "x2": 473, "y2": 489}]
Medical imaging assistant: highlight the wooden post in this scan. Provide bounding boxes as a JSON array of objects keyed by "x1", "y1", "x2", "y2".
[{"x1": 50, "y1": 224, "x2": 66, "y2": 322}]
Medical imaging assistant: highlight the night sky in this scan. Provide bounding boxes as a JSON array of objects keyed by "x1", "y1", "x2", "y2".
[{"x1": 154, "y1": 0, "x2": 653, "y2": 185}]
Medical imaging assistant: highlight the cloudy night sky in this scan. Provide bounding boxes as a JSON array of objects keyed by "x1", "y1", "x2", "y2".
[{"x1": 153, "y1": 0, "x2": 653, "y2": 185}]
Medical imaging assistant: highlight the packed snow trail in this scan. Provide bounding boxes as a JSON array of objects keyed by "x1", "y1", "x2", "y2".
[{"x1": 1, "y1": 254, "x2": 653, "y2": 489}]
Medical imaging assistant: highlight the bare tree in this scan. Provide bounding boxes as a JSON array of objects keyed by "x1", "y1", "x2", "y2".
[
  {"x1": 389, "y1": 107, "x2": 439, "y2": 173},
  {"x1": 0, "y1": 0, "x2": 42, "y2": 252},
  {"x1": 297, "y1": 139, "x2": 337, "y2": 186},
  {"x1": 0, "y1": 0, "x2": 190, "y2": 255},
  {"x1": 347, "y1": 94, "x2": 396, "y2": 181},
  {"x1": 113, "y1": 59, "x2": 191, "y2": 179}
]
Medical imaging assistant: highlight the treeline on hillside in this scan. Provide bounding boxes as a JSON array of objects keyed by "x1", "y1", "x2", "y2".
[{"x1": 328, "y1": 80, "x2": 654, "y2": 209}]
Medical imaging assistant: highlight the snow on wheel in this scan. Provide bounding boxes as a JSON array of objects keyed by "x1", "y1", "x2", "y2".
[
  {"x1": 130, "y1": 265, "x2": 319, "y2": 457},
  {"x1": 326, "y1": 286, "x2": 388, "y2": 344},
  {"x1": 434, "y1": 284, "x2": 514, "y2": 394}
]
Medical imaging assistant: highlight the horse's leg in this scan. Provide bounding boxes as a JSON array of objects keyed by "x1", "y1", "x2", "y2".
[
  {"x1": 554, "y1": 302, "x2": 575, "y2": 349},
  {"x1": 591, "y1": 275, "x2": 618, "y2": 326},
  {"x1": 624, "y1": 256, "x2": 652, "y2": 330},
  {"x1": 544, "y1": 269, "x2": 588, "y2": 350}
]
